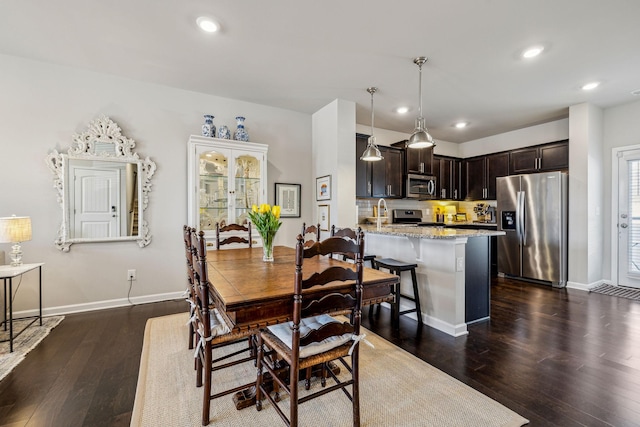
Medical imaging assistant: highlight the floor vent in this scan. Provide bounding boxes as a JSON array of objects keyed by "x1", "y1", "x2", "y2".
[{"x1": 590, "y1": 284, "x2": 640, "y2": 301}]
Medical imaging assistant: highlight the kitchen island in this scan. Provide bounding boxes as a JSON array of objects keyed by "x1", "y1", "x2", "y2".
[{"x1": 360, "y1": 224, "x2": 505, "y2": 337}]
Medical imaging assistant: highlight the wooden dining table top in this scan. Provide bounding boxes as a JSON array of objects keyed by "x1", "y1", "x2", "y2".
[{"x1": 206, "y1": 245, "x2": 398, "y2": 331}]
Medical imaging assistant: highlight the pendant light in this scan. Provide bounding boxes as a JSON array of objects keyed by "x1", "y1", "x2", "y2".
[
  {"x1": 407, "y1": 57, "x2": 435, "y2": 149},
  {"x1": 360, "y1": 87, "x2": 384, "y2": 161}
]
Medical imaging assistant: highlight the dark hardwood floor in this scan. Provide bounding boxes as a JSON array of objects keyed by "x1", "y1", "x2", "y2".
[{"x1": 1, "y1": 277, "x2": 639, "y2": 426}]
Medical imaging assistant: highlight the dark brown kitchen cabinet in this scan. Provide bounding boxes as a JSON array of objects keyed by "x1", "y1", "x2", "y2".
[
  {"x1": 391, "y1": 140, "x2": 434, "y2": 175},
  {"x1": 434, "y1": 155, "x2": 462, "y2": 200},
  {"x1": 509, "y1": 140, "x2": 568, "y2": 174},
  {"x1": 464, "y1": 152, "x2": 509, "y2": 200},
  {"x1": 356, "y1": 134, "x2": 403, "y2": 198}
]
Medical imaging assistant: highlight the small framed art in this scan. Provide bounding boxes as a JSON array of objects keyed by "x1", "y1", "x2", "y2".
[
  {"x1": 316, "y1": 175, "x2": 331, "y2": 201},
  {"x1": 274, "y1": 183, "x2": 301, "y2": 218},
  {"x1": 318, "y1": 204, "x2": 330, "y2": 231}
]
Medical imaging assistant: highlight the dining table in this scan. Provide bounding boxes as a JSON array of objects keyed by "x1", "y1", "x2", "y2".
[
  {"x1": 206, "y1": 245, "x2": 398, "y2": 332},
  {"x1": 204, "y1": 245, "x2": 399, "y2": 409}
]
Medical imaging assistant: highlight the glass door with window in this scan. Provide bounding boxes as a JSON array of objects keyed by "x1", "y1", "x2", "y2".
[{"x1": 617, "y1": 148, "x2": 640, "y2": 288}]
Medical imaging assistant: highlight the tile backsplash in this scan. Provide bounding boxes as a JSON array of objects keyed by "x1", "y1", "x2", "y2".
[{"x1": 356, "y1": 199, "x2": 496, "y2": 224}]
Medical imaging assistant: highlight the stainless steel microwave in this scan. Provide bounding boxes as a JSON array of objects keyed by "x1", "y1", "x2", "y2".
[{"x1": 406, "y1": 174, "x2": 437, "y2": 199}]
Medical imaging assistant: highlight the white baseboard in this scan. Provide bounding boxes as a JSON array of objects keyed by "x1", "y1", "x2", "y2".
[
  {"x1": 567, "y1": 279, "x2": 605, "y2": 291},
  {"x1": 12, "y1": 291, "x2": 185, "y2": 318},
  {"x1": 376, "y1": 302, "x2": 468, "y2": 337}
]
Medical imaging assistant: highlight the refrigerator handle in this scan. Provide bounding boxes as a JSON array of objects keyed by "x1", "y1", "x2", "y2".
[{"x1": 518, "y1": 191, "x2": 526, "y2": 246}]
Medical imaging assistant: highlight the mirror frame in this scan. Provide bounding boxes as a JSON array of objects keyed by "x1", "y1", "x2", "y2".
[{"x1": 46, "y1": 116, "x2": 156, "y2": 251}]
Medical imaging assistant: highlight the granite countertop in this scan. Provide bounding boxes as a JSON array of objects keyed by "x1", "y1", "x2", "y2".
[{"x1": 359, "y1": 224, "x2": 505, "y2": 239}]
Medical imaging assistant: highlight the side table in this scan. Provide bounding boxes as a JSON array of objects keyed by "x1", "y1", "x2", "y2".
[{"x1": 0, "y1": 263, "x2": 44, "y2": 352}]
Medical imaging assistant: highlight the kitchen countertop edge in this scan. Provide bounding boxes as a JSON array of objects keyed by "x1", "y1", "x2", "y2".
[{"x1": 359, "y1": 224, "x2": 505, "y2": 239}]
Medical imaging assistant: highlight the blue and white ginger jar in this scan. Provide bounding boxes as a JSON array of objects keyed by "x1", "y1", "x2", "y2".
[
  {"x1": 217, "y1": 124, "x2": 231, "y2": 139},
  {"x1": 234, "y1": 116, "x2": 249, "y2": 142},
  {"x1": 202, "y1": 115, "x2": 216, "y2": 138}
]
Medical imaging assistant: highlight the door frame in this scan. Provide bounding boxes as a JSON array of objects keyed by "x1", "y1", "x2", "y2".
[{"x1": 611, "y1": 144, "x2": 640, "y2": 286}]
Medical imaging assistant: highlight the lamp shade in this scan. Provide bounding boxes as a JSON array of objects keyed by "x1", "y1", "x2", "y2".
[{"x1": 0, "y1": 216, "x2": 32, "y2": 243}]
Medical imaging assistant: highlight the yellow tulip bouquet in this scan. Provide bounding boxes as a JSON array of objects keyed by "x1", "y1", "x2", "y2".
[{"x1": 248, "y1": 204, "x2": 282, "y2": 261}]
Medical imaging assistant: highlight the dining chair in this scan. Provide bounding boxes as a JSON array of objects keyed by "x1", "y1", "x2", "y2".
[
  {"x1": 183, "y1": 225, "x2": 198, "y2": 350},
  {"x1": 330, "y1": 225, "x2": 377, "y2": 267},
  {"x1": 255, "y1": 232, "x2": 365, "y2": 427},
  {"x1": 301, "y1": 222, "x2": 320, "y2": 247},
  {"x1": 216, "y1": 222, "x2": 252, "y2": 249},
  {"x1": 191, "y1": 229, "x2": 257, "y2": 425}
]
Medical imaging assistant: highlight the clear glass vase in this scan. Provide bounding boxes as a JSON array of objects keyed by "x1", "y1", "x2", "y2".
[
  {"x1": 262, "y1": 231, "x2": 275, "y2": 262},
  {"x1": 262, "y1": 240, "x2": 274, "y2": 262}
]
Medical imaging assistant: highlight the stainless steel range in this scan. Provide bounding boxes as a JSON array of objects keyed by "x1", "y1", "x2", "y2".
[{"x1": 392, "y1": 209, "x2": 445, "y2": 226}]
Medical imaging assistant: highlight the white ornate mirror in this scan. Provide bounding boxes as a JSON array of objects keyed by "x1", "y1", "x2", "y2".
[{"x1": 46, "y1": 116, "x2": 156, "y2": 251}]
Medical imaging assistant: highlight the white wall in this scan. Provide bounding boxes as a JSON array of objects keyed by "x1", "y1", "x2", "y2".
[
  {"x1": 459, "y1": 119, "x2": 569, "y2": 158},
  {"x1": 313, "y1": 100, "x2": 356, "y2": 229},
  {"x1": 0, "y1": 54, "x2": 312, "y2": 313},
  {"x1": 568, "y1": 103, "x2": 604, "y2": 289}
]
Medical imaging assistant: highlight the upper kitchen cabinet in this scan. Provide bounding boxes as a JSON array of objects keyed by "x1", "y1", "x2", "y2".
[
  {"x1": 392, "y1": 140, "x2": 434, "y2": 175},
  {"x1": 434, "y1": 155, "x2": 462, "y2": 200},
  {"x1": 464, "y1": 152, "x2": 509, "y2": 200},
  {"x1": 188, "y1": 135, "x2": 268, "y2": 240},
  {"x1": 356, "y1": 134, "x2": 404, "y2": 198},
  {"x1": 509, "y1": 140, "x2": 569, "y2": 174}
]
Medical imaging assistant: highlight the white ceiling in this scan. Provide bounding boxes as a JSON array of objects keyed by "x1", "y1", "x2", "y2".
[{"x1": 2, "y1": 0, "x2": 639, "y2": 143}]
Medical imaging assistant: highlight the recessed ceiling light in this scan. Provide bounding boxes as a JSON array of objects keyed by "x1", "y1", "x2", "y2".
[
  {"x1": 631, "y1": 89, "x2": 640, "y2": 96},
  {"x1": 522, "y1": 46, "x2": 544, "y2": 59},
  {"x1": 582, "y1": 81, "x2": 600, "y2": 91},
  {"x1": 197, "y1": 16, "x2": 220, "y2": 33},
  {"x1": 454, "y1": 122, "x2": 468, "y2": 129},
  {"x1": 396, "y1": 106, "x2": 409, "y2": 114}
]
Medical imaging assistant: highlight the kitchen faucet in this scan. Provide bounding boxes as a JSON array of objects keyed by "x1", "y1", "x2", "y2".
[{"x1": 377, "y1": 198, "x2": 388, "y2": 231}]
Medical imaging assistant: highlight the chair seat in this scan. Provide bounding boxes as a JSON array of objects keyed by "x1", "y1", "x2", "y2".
[
  {"x1": 375, "y1": 258, "x2": 417, "y2": 271},
  {"x1": 206, "y1": 308, "x2": 232, "y2": 338},
  {"x1": 266, "y1": 314, "x2": 353, "y2": 359}
]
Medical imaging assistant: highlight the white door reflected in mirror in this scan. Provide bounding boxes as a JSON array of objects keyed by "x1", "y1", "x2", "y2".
[{"x1": 46, "y1": 116, "x2": 156, "y2": 251}]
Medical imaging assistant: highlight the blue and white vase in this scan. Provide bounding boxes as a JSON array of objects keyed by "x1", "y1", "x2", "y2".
[
  {"x1": 217, "y1": 124, "x2": 231, "y2": 139},
  {"x1": 234, "y1": 116, "x2": 249, "y2": 142},
  {"x1": 202, "y1": 115, "x2": 216, "y2": 138}
]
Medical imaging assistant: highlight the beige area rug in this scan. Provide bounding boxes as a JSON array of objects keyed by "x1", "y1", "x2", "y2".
[
  {"x1": 0, "y1": 316, "x2": 64, "y2": 382},
  {"x1": 131, "y1": 313, "x2": 528, "y2": 427}
]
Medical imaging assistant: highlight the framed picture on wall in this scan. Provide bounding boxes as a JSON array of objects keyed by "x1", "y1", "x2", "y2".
[
  {"x1": 318, "y1": 204, "x2": 330, "y2": 231},
  {"x1": 274, "y1": 183, "x2": 301, "y2": 218},
  {"x1": 316, "y1": 175, "x2": 331, "y2": 201}
]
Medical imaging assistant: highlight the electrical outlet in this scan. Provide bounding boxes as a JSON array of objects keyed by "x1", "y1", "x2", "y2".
[
  {"x1": 127, "y1": 269, "x2": 137, "y2": 281},
  {"x1": 456, "y1": 257, "x2": 464, "y2": 272}
]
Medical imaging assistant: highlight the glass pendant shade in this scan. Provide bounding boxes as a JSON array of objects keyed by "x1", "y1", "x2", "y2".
[
  {"x1": 360, "y1": 87, "x2": 383, "y2": 161},
  {"x1": 408, "y1": 57, "x2": 435, "y2": 149}
]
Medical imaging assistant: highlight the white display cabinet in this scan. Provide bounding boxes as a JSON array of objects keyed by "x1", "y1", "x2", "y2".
[{"x1": 187, "y1": 135, "x2": 268, "y2": 247}]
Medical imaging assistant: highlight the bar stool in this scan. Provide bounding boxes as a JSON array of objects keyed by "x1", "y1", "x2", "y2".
[
  {"x1": 373, "y1": 258, "x2": 423, "y2": 328},
  {"x1": 343, "y1": 253, "x2": 376, "y2": 268}
]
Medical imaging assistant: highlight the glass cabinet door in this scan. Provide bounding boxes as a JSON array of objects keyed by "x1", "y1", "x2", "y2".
[
  {"x1": 198, "y1": 149, "x2": 230, "y2": 231},
  {"x1": 233, "y1": 153, "x2": 262, "y2": 226}
]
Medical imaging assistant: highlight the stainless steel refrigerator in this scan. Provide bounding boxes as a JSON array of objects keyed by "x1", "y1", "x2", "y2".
[{"x1": 496, "y1": 171, "x2": 568, "y2": 287}]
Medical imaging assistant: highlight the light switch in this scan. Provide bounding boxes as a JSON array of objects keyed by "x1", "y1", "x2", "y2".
[{"x1": 456, "y1": 257, "x2": 464, "y2": 272}]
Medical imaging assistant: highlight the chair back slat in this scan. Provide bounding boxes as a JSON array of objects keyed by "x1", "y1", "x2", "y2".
[
  {"x1": 302, "y1": 266, "x2": 357, "y2": 290},
  {"x1": 302, "y1": 222, "x2": 321, "y2": 248},
  {"x1": 216, "y1": 222, "x2": 252, "y2": 250},
  {"x1": 301, "y1": 292, "x2": 357, "y2": 318},
  {"x1": 299, "y1": 320, "x2": 355, "y2": 348},
  {"x1": 302, "y1": 236, "x2": 359, "y2": 259}
]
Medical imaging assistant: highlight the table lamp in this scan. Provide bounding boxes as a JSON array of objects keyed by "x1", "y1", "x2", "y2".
[
  {"x1": 0, "y1": 215, "x2": 32, "y2": 266},
  {"x1": 444, "y1": 206, "x2": 457, "y2": 223}
]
